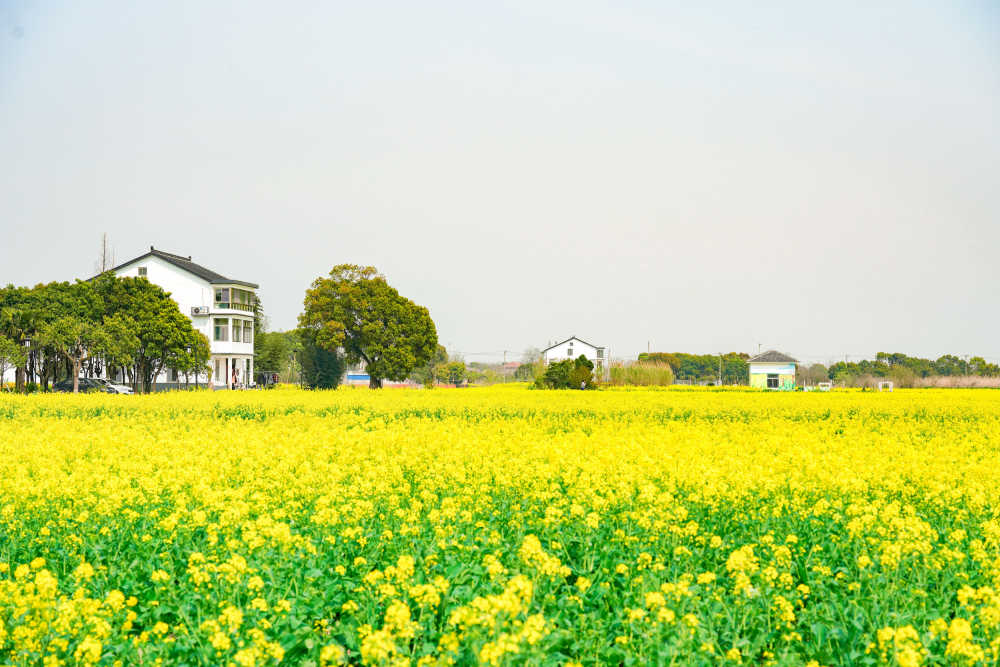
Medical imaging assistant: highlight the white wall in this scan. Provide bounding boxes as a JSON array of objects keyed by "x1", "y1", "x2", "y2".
[
  {"x1": 115, "y1": 256, "x2": 213, "y2": 313},
  {"x1": 749, "y1": 362, "x2": 796, "y2": 375},
  {"x1": 543, "y1": 337, "x2": 604, "y2": 364}
]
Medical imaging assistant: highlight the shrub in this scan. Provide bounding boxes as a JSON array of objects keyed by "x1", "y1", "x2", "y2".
[{"x1": 536, "y1": 355, "x2": 595, "y2": 389}]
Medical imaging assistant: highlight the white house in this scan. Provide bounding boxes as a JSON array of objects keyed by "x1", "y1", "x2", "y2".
[
  {"x1": 542, "y1": 336, "x2": 606, "y2": 368},
  {"x1": 108, "y1": 247, "x2": 258, "y2": 390}
]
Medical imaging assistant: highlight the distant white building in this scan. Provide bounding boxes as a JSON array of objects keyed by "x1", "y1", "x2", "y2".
[
  {"x1": 542, "y1": 336, "x2": 606, "y2": 368},
  {"x1": 108, "y1": 247, "x2": 258, "y2": 389}
]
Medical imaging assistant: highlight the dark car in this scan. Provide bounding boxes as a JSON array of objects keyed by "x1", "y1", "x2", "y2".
[{"x1": 51, "y1": 378, "x2": 116, "y2": 393}]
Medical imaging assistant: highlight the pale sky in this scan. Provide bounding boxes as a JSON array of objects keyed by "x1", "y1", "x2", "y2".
[{"x1": 2, "y1": 1, "x2": 998, "y2": 364}]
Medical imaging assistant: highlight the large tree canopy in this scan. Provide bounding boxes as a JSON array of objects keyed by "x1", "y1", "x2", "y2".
[
  {"x1": 1, "y1": 274, "x2": 208, "y2": 393},
  {"x1": 299, "y1": 265, "x2": 437, "y2": 388},
  {"x1": 36, "y1": 316, "x2": 112, "y2": 393}
]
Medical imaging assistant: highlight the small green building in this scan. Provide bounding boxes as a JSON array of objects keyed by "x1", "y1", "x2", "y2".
[{"x1": 748, "y1": 350, "x2": 798, "y2": 390}]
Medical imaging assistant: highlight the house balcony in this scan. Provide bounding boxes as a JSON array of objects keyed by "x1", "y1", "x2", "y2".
[
  {"x1": 190, "y1": 303, "x2": 254, "y2": 316},
  {"x1": 210, "y1": 340, "x2": 255, "y2": 355},
  {"x1": 212, "y1": 302, "x2": 255, "y2": 313}
]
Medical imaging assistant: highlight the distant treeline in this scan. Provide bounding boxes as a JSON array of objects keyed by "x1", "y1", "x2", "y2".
[
  {"x1": 826, "y1": 353, "x2": 1000, "y2": 382},
  {"x1": 637, "y1": 352, "x2": 750, "y2": 384},
  {"x1": 638, "y1": 351, "x2": 1000, "y2": 386}
]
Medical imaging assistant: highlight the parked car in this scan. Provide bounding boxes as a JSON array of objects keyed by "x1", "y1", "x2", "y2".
[
  {"x1": 92, "y1": 378, "x2": 134, "y2": 394},
  {"x1": 51, "y1": 378, "x2": 116, "y2": 393}
]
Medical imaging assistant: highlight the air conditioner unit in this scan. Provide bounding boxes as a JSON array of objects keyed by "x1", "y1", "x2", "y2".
[{"x1": 191, "y1": 306, "x2": 210, "y2": 315}]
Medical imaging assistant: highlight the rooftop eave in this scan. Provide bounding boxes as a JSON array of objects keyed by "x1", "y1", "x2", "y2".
[
  {"x1": 210, "y1": 279, "x2": 259, "y2": 289},
  {"x1": 542, "y1": 335, "x2": 603, "y2": 353}
]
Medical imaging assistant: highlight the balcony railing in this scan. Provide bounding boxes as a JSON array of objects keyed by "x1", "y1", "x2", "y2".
[{"x1": 214, "y1": 302, "x2": 254, "y2": 312}]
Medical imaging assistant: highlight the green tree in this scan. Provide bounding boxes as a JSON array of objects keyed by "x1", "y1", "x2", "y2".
[
  {"x1": 93, "y1": 275, "x2": 206, "y2": 392},
  {"x1": 298, "y1": 328, "x2": 345, "y2": 389},
  {"x1": 167, "y1": 329, "x2": 212, "y2": 388},
  {"x1": 35, "y1": 316, "x2": 112, "y2": 393},
  {"x1": 537, "y1": 355, "x2": 595, "y2": 389},
  {"x1": 255, "y1": 331, "x2": 290, "y2": 378},
  {"x1": 410, "y1": 344, "x2": 448, "y2": 385},
  {"x1": 0, "y1": 285, "x2": 34, "y2": 391},
  {"x1": 568, "y1": 355, "x2": 595, "y2": 389},
  {"x1": 0, "y1": 336, "x2": 27, "y2": 390},
  {"x1": 1, "y1": 281, "x2": 98, "y2": 390},
  {"x1": 99, "y1": 314, "x2": 140, "y2": 377},
  {"x1": 299, "y1": 265, "x2": 437, "y2": 389},
  {"x1": 435, "y1": 360, "x2": 466, "y2": 386}
]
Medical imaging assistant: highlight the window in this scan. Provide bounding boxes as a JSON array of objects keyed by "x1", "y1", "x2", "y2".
[
  {"x1": 243, "y1": 322, "x2": 252, "y2": 344},
  {"x1": 567, "y1": 348, "x2": 573, "y2": 358},
  {"x1": 767, "y1": 374, "x2": 779, "y2": 389},
  {"x1": 215, "y1": 358, "x2": 221, "y2": 380},
  {"x1": 232, "y1": 319, "x2": 242, "y2": 343},
  {"x1": 170, "y1": 368, "x2": 178, "y2": 382},
  {"x1": 138, "y1": 266, "x2": 147, "y2": 276},
  {"x1": 597, "y1": 348, "x2": 604, "y2": 359},
  {"x1": 214, "y1": 318, "x2": 229, "y2": 341},
  {"x1": 215, "y1": 289, "x2": 230, "y2": 307}
]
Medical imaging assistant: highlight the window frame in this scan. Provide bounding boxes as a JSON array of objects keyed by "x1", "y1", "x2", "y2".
[
  {"x1": 214, "y1": 318, "x2": 229, "y2": 342},
  {"x1": 767, "y1": 373, "x2": 779, "y2": 389},
  {"x1": 137, "y1": 266, "x2": 147, "y2": 276}
]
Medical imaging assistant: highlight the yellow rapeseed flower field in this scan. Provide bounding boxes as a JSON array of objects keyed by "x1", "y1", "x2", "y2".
[{"x1": 2, "y1": 385, "x2": 1000, "y2": 666}]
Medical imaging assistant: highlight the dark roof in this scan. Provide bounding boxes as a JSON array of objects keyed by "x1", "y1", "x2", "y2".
[
  {"x1": 101, "y1": 247, "x2": 259, "y2": 288},
  {"x1": 748, "y1": 350, "x2": 798, "y2": 363},
  {"x1": 541, "y1": 336, "x2": 604, "y2": 353}
]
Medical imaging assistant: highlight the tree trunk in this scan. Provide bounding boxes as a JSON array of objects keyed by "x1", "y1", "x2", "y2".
[
  {"x1": 72, "y1": 358, "x2": 80, "y2": 393},
  {"x1": 369, "y1": 376, "x2": 383, "y2": 389},
  {"x1": 40, "y1": 358, "x2": 48, "y2": 392},
  {"x1": 15, "y1": 366, "x2": 24, "y2": 393}
]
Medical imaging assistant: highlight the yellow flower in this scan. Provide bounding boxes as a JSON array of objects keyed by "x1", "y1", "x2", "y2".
[
  {"x1": 73, "y1": 562, "x2": 95, "y2": 580},
  {"x1": 320, "y1": 644, "x2": 346, "y2": 665}
]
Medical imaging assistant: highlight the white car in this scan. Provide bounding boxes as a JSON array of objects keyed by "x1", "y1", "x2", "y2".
[{"x1": 93, "y1": 378, "x2": 134, "y2": 394}]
